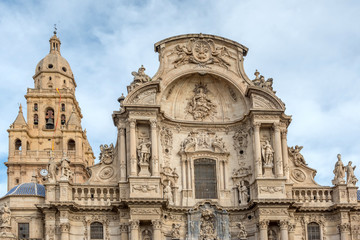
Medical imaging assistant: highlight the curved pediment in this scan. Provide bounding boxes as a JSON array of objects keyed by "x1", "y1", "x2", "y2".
[
  {"x1": 246, "y1": 86, "x2": 285, "y2": 111},
  {"x1": 124, "y1": 82, "x2": 160, "y2": 106},
  {"x1": 159, "y1": 73, "x2": 249, "y2": 123}
]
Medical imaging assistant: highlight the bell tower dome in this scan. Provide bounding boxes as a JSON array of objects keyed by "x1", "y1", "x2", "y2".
[{"x1": 6, "y1": 31, "x2": 95, "y2": 190}]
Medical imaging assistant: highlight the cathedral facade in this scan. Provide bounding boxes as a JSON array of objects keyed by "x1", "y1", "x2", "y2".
[{"x1": 0, "y1": 33, "x2": 359, "y2": 240}]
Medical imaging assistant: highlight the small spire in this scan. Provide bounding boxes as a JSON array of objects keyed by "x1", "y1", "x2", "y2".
[
  {"x1": 19, "y1": 103, "x2": 22, "y2": 113},
  {"x1": 12, "y1": 103, "x2": 27, "y2": 127},
  {"x1": 49, "y1": 25, "x2": 61, "y2": 54},
  {"x1": 53, "y1": 24, "x2": 57, "y2": 35}
]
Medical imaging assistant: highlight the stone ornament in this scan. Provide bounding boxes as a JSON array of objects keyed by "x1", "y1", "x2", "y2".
[
  {"x1": 132, "y1": 184, "x2": 157, "y2": 193},
  {"x1": 172, "y1": 35, "x2": 231, "y2": 69},
  {"x1": 260, "y1": 186, "x2": 283, "y2": 194},
  {"x1": 252, "y1": 70, "x2": 275, "y2": 94},
  {"x1": 99, "y1": 144, "x2": 114, "y2": 165},
  {"x1": 186, "y1": 82, "x2": 217, "y2": 121},
  {"x1": 99, "y1": 166, "x2": 115, "y2": 180},
  {"x1": 199, "y1": 208, "x2": 217, "y2": 240},
  {"x1": 171, "y1": 223, "x2": 181, "y2": 239},
  {"x1": 261, "y1": 140, "x2": 274, "y2": 167},
  {"x1": 0, "y1": 203, "x2": 11, "y2": 227},
  {"x1": 127, "y1": 65, "x2": 151, "y2": 93},
  {"x1": 180, "y1": 131, "x2": 227, "y2": 153},
  {"x1": 291, "y1": 169, "x2": 306, "y2": 182},
  {"x1": 236, "y1": 222, "x2": 247, "y2": 239},
  {"x1": 233, "y1": 129, "x2": 248, "y2": 161},
  {"x1": 160, "y1": 127, "x2": 173, "y2": 158},
  {"x1": 288, "y1": 145, "x2": 307, "y2": 166}
]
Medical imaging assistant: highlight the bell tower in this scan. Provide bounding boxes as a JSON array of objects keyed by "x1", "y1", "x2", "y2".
[{"x1": 6, "y1": 31, "x2": 95, "y2": 190}]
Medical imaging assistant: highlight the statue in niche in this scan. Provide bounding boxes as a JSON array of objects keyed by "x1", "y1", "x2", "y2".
[
  {"x1": 99, "y1": 143, "x2": 114, "y2": 165},
  {"x1": 346, "y1": 161, "x2": 358, "y2": 186},
  {"x1": 261, "y1": 140, "x2": 274, "y2": 167},
  {"x1": 186, "y1": 82, "x2": 217, "y2": 121},
  {"x1": 237, "y1": 181, "x2": 249, "y2": 205},
  {"x1": 268, "y1": 229, "x2": 276, "y2": 240},
  {"x1": 142, "y1": 229, "x2": 152, "y2": 240},
  {"x1": 236, "y1": 222, "x2": 247, "y2": 239},
  {"x1": 288, "y1": 145, "x2": 307, "y2": 166},
  {"x1": 0, "y1": 203, "x2": 11, "y2": 226},
  {"x1": 137, "y1": 139, "x2": 151, "y2": 164},
  {"x1": 332, "y1": 154, "x2": 345, "y2": 185},
  {"x1": 60, "y1": 151, "x2": 72, "y2": 180},
  {"x1": 171, "y1": 223, "x2": 181, "y2": 239},
  {"x1": 163, "y1": 181, "x2": 174, "y2": 205}
]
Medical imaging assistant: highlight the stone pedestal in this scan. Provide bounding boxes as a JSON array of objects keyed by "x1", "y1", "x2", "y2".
[
  {"x1": 129, "y1": 177, "x2": 161, "y2": 198},
  {"x1": 138, "y1": 162, "x2": 151, "y2": 176},
  {"x1": 333, "y1": 184, "x2": 348, "y2": 204},
  {"x1": 263, "y1": 165, "x2": 273, "y2": 177}
]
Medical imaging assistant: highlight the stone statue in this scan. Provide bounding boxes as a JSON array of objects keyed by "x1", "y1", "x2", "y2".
[
  {"x1": 171, "y1": 223, "x2": 181, "y2": 239},
  {"x1": 163, "y1": 181, "x2": 174, "y2": 205},
  {"x1": 332, "y1": 154, "x2": 345, "y2": 185},
  {"x1": 60, "y1": 151, "x2": 72, "y2": 180},
  {"x1": 261, "y1": 140, "x2": 274, "y2": 167},
  {"x1": 268, "y1": 230, "x2": 276, "y2": 240},
  {"x1": 288, "y1": 145, "x2": 307, "y2": 166},
  {"x1": 236, "y1": 222, "x2": 247, "y2": 239},
  {"x1": 47, "y1": 157, "x2": 58, "y2": 183},
  {"x1": 128, "y1": 65, "x2": 151, "y2": 92},
  {"x1": 0, "y1": 203, "x2": 11, "y2": 226},
  {"x1": 137, "y1": 139, "x2": 151, "y2": 164},
  {"x1": 237, "y1": 181, "x2": 249, "y2": 205},
  {"x1": 142, "y1": 229, "x2": 152, "y2": 240},
  {"x1": 346, "y1": 161, "x2": 358, "y2": 186}
]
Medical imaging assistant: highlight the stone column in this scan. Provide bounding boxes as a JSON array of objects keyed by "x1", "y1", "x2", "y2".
[
  {"x1": 181, "y1": 158, "x2": 186, "y2": 190},
  {"x1": 119, "y1": 127, "x2": 127, "y2": 182},
  {"x1": 219, "y1": 160, "x2": 224, "y2": 190},
  {"x1": 60, "y1": 223, "x2": 70, "y2": 240},
  {"x1": 339, "y1": 223, "x2": 350, "y2": 240},
  {"x1": 281, "y1": 129, "x2": 289, "y2": 179},
  {"x1": 130, "y1": 220, "x2": 139, "y2": 240},
  {"x1": 279, "y1": 220, "x2": 289, "y2": 240},
  {"x1": 253, "y1": 123, "x2": 262, "y2": 178},
  {"x1": 150, "y1": 119, "x2": 159, "y2": 176},
  {"x1": 273, "y1": 123, "x2": 283, "y2": 177},
  {"x1": 129, "y1": 119, "x2": 137, "y2": 176},
  {"x1": 152, "y1": 220, "x2": 162, "y2": 240},
  {"x1": 288, "y1": 224, "x2": 296, "y2": 240},
  {"x1": 259, "y1": 220, "x2": 269, "y2": 240},
  {"x1": 187, "y1": 159, "x2": 192, "y2": 190},
  {"x1": 120, "y1": 223, "x2": 129, "y2": 240},
  {"x1": 44, "y1": 210, "x2": 56, "y2": 240}
]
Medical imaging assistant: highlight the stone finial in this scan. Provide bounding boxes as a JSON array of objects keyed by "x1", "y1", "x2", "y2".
[{"x1": 254, "y1": 69, "x2": 260, "y2": 79}]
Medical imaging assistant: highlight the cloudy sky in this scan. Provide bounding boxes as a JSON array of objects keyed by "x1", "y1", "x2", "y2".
[{"x1": 0, "y1": 0, "x2": 359, "y2": 196}]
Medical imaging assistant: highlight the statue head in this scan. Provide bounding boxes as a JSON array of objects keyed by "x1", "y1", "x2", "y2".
[{"x1": 337, "y1": 154, "x2": 341, "y2": 161}]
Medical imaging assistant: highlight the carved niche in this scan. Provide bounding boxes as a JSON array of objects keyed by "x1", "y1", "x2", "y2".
[
  {"x1": 186, "y1": 82, "x2": 217, "y2": 121},
  {"x1": 172, "y1": 34, "x2": 232, "y2": 69}
]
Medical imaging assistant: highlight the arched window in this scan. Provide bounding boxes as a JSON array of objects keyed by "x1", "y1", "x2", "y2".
[
  {"x1": 61, "y1": 114, "x2": 66, "y2": 125},
  {"x1": 194, "y1": 158, "x2": 217, "y2": 199},
  {"x1": 90, "y1": 222, "x2": 103, "y2": 240},
  {"x1": 45, "y1": 108, "x2": 54, "y2": 129},
  {"x1": 307, "y1": 222, "x2": 321, "y2": 240},
  {"x1": 34, "y1": 103, "x2": 38, "y2": 111},
  {"x1": 26, "y1": 142, "x2": 30, "y2": 150},
  {"x1": 61, "y1": 103, "x2": 65, "y2": 111},
  {"x1": 15, "y1": 139, "x2": 22, "y2": 150},
  {"x1": 68, "y1": 139, "x2": 75, "y2": 151},
  {"x1": 34, "y1": 114, "x2": 39, "y2": 125}
]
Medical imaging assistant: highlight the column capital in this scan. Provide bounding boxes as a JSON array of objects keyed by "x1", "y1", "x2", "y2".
[
  {"x1": 279, "y1": 220, "x2": 289, "y2": 230},
  {"x1": 152, "y1": 219, "x2": 162, "y2": 229},
  {"x1": 281, "y1": 129, "x2": 287, "y2": 138},
  {"x1": 258, "y1": 220, "x2": 269, "y2": 230},
  {"x1": 273, "y1": 122, "x2": 280, "y2": 130},
  {"x1": 60, "y1": 222, "x2": 70, "y2": 233},
  {"x1": 119, "y1": 223, "x2": 128, "y2": 232},
  {"x1": 253, "y1": 122, "x2": 261, "y2": 129},
  {"x1": 338, "y1": 223, "x2": 350, "y2": 232},
  {"x1": 150, "y1": 119, "x2": 157, "y2": 128},
  {"x1": 130, "y1": 220, "x2": 140, "y2": 230},
  {"x1": 128, "y1": 118, "x2": 136, "y2": 128}
]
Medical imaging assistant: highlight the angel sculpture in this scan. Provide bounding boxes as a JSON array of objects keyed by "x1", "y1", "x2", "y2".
[
  {"x1": 289, "y1": 145, "x2": 307, "y2": 166},
  {"x1": 261, "y1": 140, "x2": 274, "y2": 167}
]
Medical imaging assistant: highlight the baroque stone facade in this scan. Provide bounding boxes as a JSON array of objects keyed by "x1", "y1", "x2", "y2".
[{"x1": 0, "y1": 33, "x2": 359, "y2": 240}]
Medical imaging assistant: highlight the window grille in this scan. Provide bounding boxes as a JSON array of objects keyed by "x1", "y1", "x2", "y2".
[
  {"x1": 90, "y1": 222, "x2": 103, "y2": 239},
  {"x1": 18, "y1": 223, "x2": 29, "y2": 239},
  {"x1": 307, "y1": 222, "x2": 320, "y2": 240},
  {"x1": 194, "y1": 159, "x2": 217, "y2": 199}
]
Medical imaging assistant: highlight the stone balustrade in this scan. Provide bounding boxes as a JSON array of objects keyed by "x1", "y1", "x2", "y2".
[
  {"x1": 72, "y1": 186, "x2": 119, "y2": 206},
  {"x1": 13, "y1": 150, "x2": 76, "y2": 160},
  {"x1": 292, "y1": 187, "x2": 333, "y2": 203}
]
